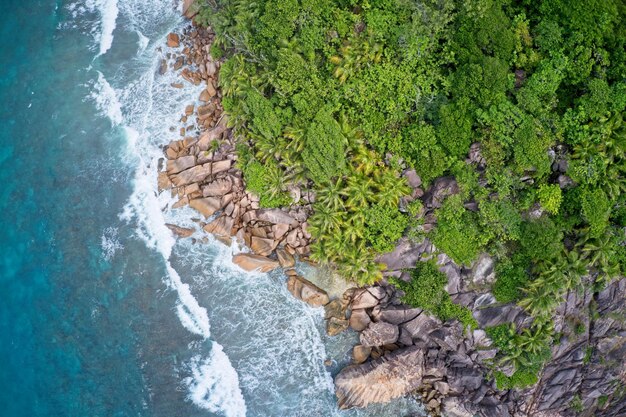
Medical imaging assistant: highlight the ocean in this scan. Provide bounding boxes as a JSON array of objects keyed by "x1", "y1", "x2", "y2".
[{"x1": 0, "y1": 1, "x2": 424, "y2": 416}]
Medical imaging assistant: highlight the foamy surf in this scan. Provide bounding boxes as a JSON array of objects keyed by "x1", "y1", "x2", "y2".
[
  {"x1": 86, "y1": 1, "x2": 247, "y2": 414},
  {"x1": 186, "y1": 347, "x2": 248, "y2": 417}
]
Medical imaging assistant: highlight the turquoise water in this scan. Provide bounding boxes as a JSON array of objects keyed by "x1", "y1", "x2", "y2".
[{"x1": 0, "y1": 1, "x2": 423, "y2": 416}]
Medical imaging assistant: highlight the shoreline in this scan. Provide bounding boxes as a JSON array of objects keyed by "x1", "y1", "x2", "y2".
[{"x1": 156, "y1": 8, "x2": 626, "y2": 417}]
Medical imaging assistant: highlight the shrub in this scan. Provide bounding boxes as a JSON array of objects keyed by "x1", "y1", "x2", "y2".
[
  {"x1": 364, "y1": 204, "x2": 408, "y2": 253},
  {"x1": 393, "y1": 261, "x2": 477, "y2": 329},
  {"x1": 432, "y1": 195, "x2": 486, "y2": 266},
  {"x1": 581, "y1": 187, "x2": 611, "y2": 238},
  {"x1": 492, "y1": 256, "x2": 530, "y2": 303},
  {"x1": 302, "y1": 110, "x2": 347, "y2": 184},
  {"x1": 519, "y1": 217, "x2": 563, "y2": 262},
  {"x1": 241, "y1": 160, "x2": 292, "y2": 208},
  {"x1": 537, "y1": 184, "x2": 562, "y2": 215}
]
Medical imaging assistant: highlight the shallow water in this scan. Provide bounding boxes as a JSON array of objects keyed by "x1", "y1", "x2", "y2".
[{"x1": 0, "y1": 1, "x2": 424, "y2": 416}]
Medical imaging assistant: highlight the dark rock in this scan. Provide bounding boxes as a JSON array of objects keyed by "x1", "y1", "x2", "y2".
[
  {"x1": 349, "y1": 309, "x2": 371, "y2": 331},
  {"x1": 327, "y1": 317, "x2": 349, "y2": 336},
  {"x1": 360, "y1": 322, "x2": 399, "y2": 347},
  {"x1": 378, "y1": 306, "x2": 422, "y2": 325},
  {"x1": 424, "y1": 176, "x2": 459, "y2": 209}
]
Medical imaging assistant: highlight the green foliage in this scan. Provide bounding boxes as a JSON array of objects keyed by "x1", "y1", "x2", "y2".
[
  {"x1": 241, "y1": 159, "x2": 292, "y2": 208},
  {"x1": 432, "y1": 195, "x2": 486, "y2": 266},
  {"x1": 364, "y1": 204, "x2": 408, "y2": 253},
  {"x1": 519, "y1": 217, "x2": 563, "y2": 263},
  {"x1": 493, "y1": 256, "x2": 530, "y2": 303},
  {"x1": 201, "y1": 0, "x2": 626, "y2": 309},
  {"x1": 393, "y1": 261, "x2": 477, "y2": 329},
  {"x1": 581, "y1": 187, "x2": 611, "y2": 238},
  {"x1": 538, "y1": 184, "x2": 563, "y2": 215},
  {"x1": 302, "y1": 110, "x2": 347, "y2": 184}
]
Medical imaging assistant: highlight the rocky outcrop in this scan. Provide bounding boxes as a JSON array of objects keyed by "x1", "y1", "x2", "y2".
[
  {"x1": 335, "y1": 346, "x2": 425, "y2": 409},
  {"x1": 232, "y1": 253, "x2": 279, "y2": 273},
  {"x1": 287, "y1": 275, "x2": 330, "y2": 307}
]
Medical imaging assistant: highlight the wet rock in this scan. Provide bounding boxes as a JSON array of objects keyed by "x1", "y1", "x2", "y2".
[
  {"x1": 287, "y1": 275, "x2": 330, "y2": 307},
  {"x1": 324, "y1": 299, "x2": 345, "y2": 320},
  {"x1": 158, "y1": 171, "x2": 172, "y2": 191},
  {"x1": 232, "y1": 253, "x2": 279, "y2": 273},
  {"x1": 352, "y1": 345, "x2": 372, "y2": 364},
  {"x1": 250, "y1": 236, "x2": 277, "y2": 257},
  {"x1": 167, "y1": 33, "x2": 180, "y2": 48},
  {"x1": 203, "y1": 215, "x2": 233, "y2": 238},
  {"x1": 275, "y1": 247, "x2": 295, "y2": 268},
  {"x1": 166, "y1": 223, "x2": 194, "y2": 238},
  {"x1": 327, "y1": 317, "x2": 349, "y2": 336},
  {"x1": 335, "y1": 346, "x2": 424, "y2": 409},
  {"x1": 349, "y1": 309, "x2": 371, "y2": 332},
  {"x1": 188, "y1": 196, "x2": 223, "y2": 218},
  {"x1": 360, "y1": 322, "x2": 399, "y2": 347},
  {"x1": 182, "y1": 0, "x2": 197, "y2": 18}
]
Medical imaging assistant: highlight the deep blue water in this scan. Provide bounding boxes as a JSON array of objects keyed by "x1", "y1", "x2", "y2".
[{"x1": 0, "y1": 2, "x2": 423, "y2": 416}]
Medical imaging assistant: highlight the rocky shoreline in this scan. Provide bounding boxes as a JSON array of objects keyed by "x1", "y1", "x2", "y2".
[{"x1": 157, "y1": 10, "x2": 626, "y2": 417}]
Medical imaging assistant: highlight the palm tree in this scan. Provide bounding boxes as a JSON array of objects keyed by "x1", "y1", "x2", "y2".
[
  {"x1": 316, "y1": 178, "x2": 345, "y2": 211},
  {"x1": 343, "y1": 174, "x2": 375, "y2": 208},
  {"x1": 374, "y1": 169, "x2": 411, "y2": 207},
  {"x1": 308, "y1": 206, "x2": 344, "y2": 236}
]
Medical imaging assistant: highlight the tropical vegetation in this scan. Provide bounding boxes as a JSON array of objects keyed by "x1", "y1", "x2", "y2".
[{"x1": 193, "y1": 0, "x2": 626, "y2": 391}]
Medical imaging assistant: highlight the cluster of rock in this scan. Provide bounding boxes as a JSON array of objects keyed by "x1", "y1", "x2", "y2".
[
  {"x1": 158, "y1": 24, "x2": 315, "y2": 274},
  {"x1": 334, "y1": 283, "x2": 512, "y2": 416}
]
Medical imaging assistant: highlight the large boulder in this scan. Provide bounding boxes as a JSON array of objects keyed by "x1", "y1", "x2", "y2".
[
  {"x1": 189, "y1": 197, "x2": 223, "y2": 218},
  {"x1": 202, "y1": 177, "x2": 233, "y2": 197},
  {"x1": 351, "y1": 287, "x2": 387, "y2": 310},
  {"x1": 469, "y1": 253, "x2": 496, "y2": 288},
  {"x1": 250, "y1": 236, "x2": 277, "y2": 257},
  {"x1": 401, "y1": 314, "x2": 441, "y2": 342},
  {"x1": 327, "y1": 317, "x2": 349, "y2": 336},
  {"x1": 232, "y1": 253, "x2": 279, "y2": 273},
  {"x1": 335, "y1": 346, "x2": 424, "y2": 409},
  {"x1": 378, "y1": 306, "x2": 422, "y2": 325},
  {"x1": 352, "y1": 345, "x2": 372, "y2": 364},
  {"x1": 349, "y1": 309, "x2": 371, "y2": 331},
  {"x1": 424, "y1": 176, "x2": 459, "y2": 209},
  {"x1": 256, "y1": 209, "x2": 299, "y2": 226},
  {"x1": 360, "y1": 322, "x2": 399, "y2": 347},
  {"x1": 287, "y1": 275, "x2": 330, "y2": 307},
  {"x1": 166, "y1": 155, "x2": 196, "y2": 175},
  {"x1": 170, "y1": 161, "x2": 232, "y2": 187},
  {"x1": 166, "y1": 223, "x2": 194, "y2": 238},
  {"x1": 377, "y1": 238, "x2": 431, "y2": 271},
  {"x1": 203, "y1": 215, "x2": 233, "y2": 238}
]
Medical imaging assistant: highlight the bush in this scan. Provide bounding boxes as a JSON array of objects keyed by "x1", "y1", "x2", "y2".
[
  {"x1": 241, "y1": 160, "x2": 292, "y2": 208},
  {"x1": 432, "y1": 195, "x2": 486, "y2": 266},
  {"x1": 364, "y1": 204, "x2": 408, "y2": 253},
  {"x1": 492, "y1": 256, "x2": 530, "y2": 303},
  {"x1": 393, "y1": 262, "x2": 477, "y2": 329},
  {"x1": 519, "y1": 217, "x2": 563, "y2": 262},
  {"x1": 538, "y1": 184, "x2": 562, "y2": 215},
  {"x1": 581, "y1": 187, "x2": 611, "y2": 238}
]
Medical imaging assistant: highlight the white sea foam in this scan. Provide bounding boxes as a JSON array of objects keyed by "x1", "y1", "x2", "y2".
[
  {"x1": 101, "y1": 226, "x2": 123, "y2": 261},
  {"x1": 185, "y1": 347, "x2": 247, "y2": 417},
  {"x1": 91, "y1": 72, "x2": 123, "y2": 126},
  {"x1": 84, "y1": 2, "x2": 247, "y2": 413},
  {"x1": 97, "y1": 0, "x2": 119, "y2": 56}
]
